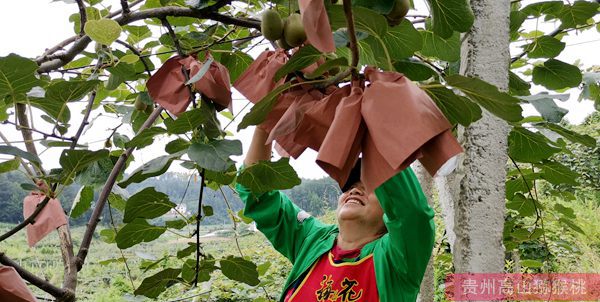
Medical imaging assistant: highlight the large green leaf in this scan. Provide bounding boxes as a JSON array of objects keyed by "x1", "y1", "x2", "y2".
[
  {"x1": 506, "y1": 194, "x2": 536, "y2": 217},
  {"x1": 75, "y1": 158, "x2": 114, "y2": 188},
  {"x1": 536, "y1": 160, "x2": 579, "y2": 186},
  {"x1": 422, "y1": 84, "x2": 482, "y2": 126},
  {"x1": 384, "y1": 20, "x2": 423, "y2": 60},
  {"x1": 237, "y1": 158, "x2": 301, "y2": 194},
  {"x1": 59, "y1": 149, "x2": 109, "y2": 184},
  {"x1": 0, "y1": 54, "x2": 40, "y2": 100},
  {"x1": 445, "y1": 75, "x2": 523, "y2": 122},
  {"x1": 0, "y1": 146, "x2": 41, "y2": 164},
  {"x1": 125, "y1": 127, "x2": 168, "y2": 149},
  {"x1": 182, "y1": 258, "x2": 216, "y2": 283},
  {"x1": 219, "y1": 256, "x2": 260, "y2": 286},
  {"x1": 557, "y1": 1, "x2": 599, "y2": 29},
  {"x1": 541, "y1": 123, "x2": 596, "y2": 147},
  {"x1": 164, "y1": 108, "x2": 206, "y2": 134},
  {"x1": 70, "y1": 186, "x2": 94, "y2": 218},
  {"x1": 508, "y1": 127, "x2": 561, "y2": 163},
  {"x1": 219, "y1": 51, "x2": 253, "y2": 83},
  {"x1": 394, "y1": 60, "x2": 437, "y2": 81},
  {"x1": 532, "y1": 59, "x2": 582, "y2": 90},
  {"x1": 238, "y1": 82, "x2": 293, "y2": 130},
  {"x1": 274, "y1": 45, "x2": 322, "y2": 81},
  {"x1": 134, "y1": 268, "x2": 181, "y2": 298},
  {"x1": 29, "y1": 80, "x2": 100, "y2": 123},
  {"x1": 426, "y1": 0, "x2": 474, "y2": 38},
  {"x1": 84, "y1": 19, "x2": 122, "y2": 45},
  {"x1": 118, "y1": 153, "x2": 182, "y2": 188},
  {"x1": 419, "y1": 31, "x2": 460, "y2": 62},
  {"x1": 123, "y1": 187, "x2": 176, "y2": 223},
  {"x1": 509, "y1": 71, "x2": 531, "y2": 96},
  {"x1": 524, "y1": 36, "x2": 565, "y2": 59},
  {"x1": 115, "y1": 219, "x2": 167, "y2": 249},
  {"x1": 0, "y1": 159, "x2": 20, "y2": 173},
  {"x1": 521, "y1": 1, "x2": 564, "y2": 17},
  {"x1": 518, "y1": 93, "x2": 569, "y2": 123},
  {"x1": 187, "y1": 139, "x2": 242, "y2": 172}
]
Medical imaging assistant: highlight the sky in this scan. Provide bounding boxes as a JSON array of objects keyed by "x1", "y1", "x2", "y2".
[{"x1": 0, "y1": 0, "x2": 597, "y2": 180}]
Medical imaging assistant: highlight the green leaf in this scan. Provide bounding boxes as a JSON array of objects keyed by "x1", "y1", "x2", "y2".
[
  {"x1": 165, "y1": 219, "x2": 187, "y2": 229},
  {"x1": 506, "y1": 194, "x2": 536, "y2": 217},
  {"x1": 182, "y1": 258, "x2": 216, "y2": 283},
  {"x1": 518, "y1": 93, "x2": 569, "y2": 123},
  {"x1": 426, "y1": 0, "x2": 474, "y2": 38},
  {"x1": 219, "y1": 256, "x2": 260, "y2": 286},
  {"x1": 125, "y1": 127, "x2": 167, "y2": 149},
  {"x1": 422, "y1": 84, "x2": 482, "y2": 126},
  {"x1": 203, "y1": 205, "x2": 214, "y2": 217},
  {"x1": 381, "y1": 20, "x2": 423, "y2": 61},
  {"x1": 532, "y1": 59, "x2": 582, "y2": 90},
  {"x1": 123, "y1": 25, "x2": 152, "y2": 44},
  {"x1": 238, "y1": 82, "x2": 293, "y2": 130},
  {"x1": 29, "y1": 80, "x2": 100, "y2": 123},
  {"x1": 165, "y1": 138, "x2": 190, "y2": 154},
  {"x1": 164, "y1": 108, "x2": 206, "y2": 134},
  {"x1": 420, "y1": 31, "x2": 460, "y2": 62},
  {"x1": 0, "y1": 146, "x2": 41, "y2": 164},
  {"x1": 559, "y1": 217, "x2": 584, "y2": 234},
  {"x1": 0, "y1": 54, "x2": 41, "y2": 100},
  {"x1": 508, "y1": 127, "x2": 561, "y2": 163},
  {"x1": 554, "y1": 203, "x2": 576, "y2": 219},
  {"x1": 541, "y1": 123, "x2": 596, "y2": 147},
  {"x1": 99, "y1": 228, "x2": 116, "y2": 244},
  {"x1": 305, "y1": 57, "x2": 349, "y2": 79},
  {"x1": 0, "y1": 159, "x2": 20, "y2": 173},
  {"x1": 118, "y1": 153, "x2": 181, "y2": 188},
  {"x1": 134, "y1": 268, "x2": 181, "y2": 298},
  {"x1": 237, "y1": 158, "x2": 301, "y2": 194},
  {"x1": 523, "y1": 36, "x2": 565, "y2": 59},
  {"x1": 521, "y1": 1, "x2": 564, "y2": 17},
  {"x1": 257, "y1": 261, "x2": 271, "y2": 276},
  {"x1": 274, "y1": 45, "x2": 322, "y2": 81},
  {"x1": 123, "y1": 187, "x2": 176, "y2": 223},
  {"x1": 445, "y1": 75, "x2": 523, "y2": 122},
  {"x1": 506, "y1": 177, "x2": 533, "y2": 199},
  {"x1": 75, "y1": 158, "x2": 114, "y2": 188},
  {"x1": 112, "y1": 133, "x2": 130, "y2": 149},
  {"x1": 395, "y1": 60, "x2": 437, "y2": 82},
  {"x1": 557, "y1": 1, "x2": 599, "y2": 29},
  {"x1": 205, "y1": 164, "x2": 237, "y2": 186},
  {"x1": 84, "y1": 19, "x2": 122, "y2": 45},
  {"x1": 509, "y1": 71, "x2": 531, "y2": 96},
  {"x1": 188, "y1": 139, "x2": 242, "y2": 172},
  {"x1": 59, "y1": 149, "x2": 109, "y2": 184},
  {"x1": 108, "y1": 192, "x2": 126, "y2": 212},
  {"x1": 521, "y1": 259, "x2": 543, "y2": 268},
  {"x1": 510, "y1": 11, "x2": 527, "y2": 38},
  {"x1": 115, "y1": 219, "x2": 167, "y2": 249},
  {"x1": 536, "y1": 160, "x2": 579, "y2": 186},
  {"x1": 219, "y1": 51, "x2": 253, "y2": 83},
  {"x1": 70, "y1": 186, "x2": 94, "y2": 218},
  {"x1": 177, "y1": 244, "x2": 196, "y2": 259},
  {"x1": 119, "y1": 54, "x2": 139, "y2": 64},
  {"x1": 237, "y1": 209, "x2": 254, "y2": 224}
]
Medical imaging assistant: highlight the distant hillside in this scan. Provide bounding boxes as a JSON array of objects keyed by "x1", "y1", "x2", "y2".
[{"x1": 0, "y1": 171, "x2": 341, "y2": 226}]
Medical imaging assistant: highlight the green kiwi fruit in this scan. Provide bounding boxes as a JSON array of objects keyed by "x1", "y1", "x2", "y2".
[
  {"x1": 261, "y1": 10, "x2": 284, "y2": 41},
  {"x1": 134, "y1": 95, "x2": 147, "y2": 111},
  {"x1": 283, "y1": 13, "x2": 307, "y2": 47},
  {"x1": 386, "y1": 0, "x2": 410, "y2": 26}
]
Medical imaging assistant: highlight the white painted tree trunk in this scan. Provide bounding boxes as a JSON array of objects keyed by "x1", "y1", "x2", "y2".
[
  {"x1": 413, "y1": 162, "x2": 435, "y2": 302},
  {"x1": 436, "y1": 0, "x2": 510, "y2": 278}
]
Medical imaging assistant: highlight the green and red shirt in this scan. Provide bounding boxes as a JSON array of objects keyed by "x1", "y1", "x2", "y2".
[{"x1": 236, "y1": 167, "x2": 434, "y2": 302}]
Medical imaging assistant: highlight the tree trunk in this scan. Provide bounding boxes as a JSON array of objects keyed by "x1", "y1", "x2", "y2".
[
  {"x1": 436, "y1": 0, "x2": 510, "y2": 278},
  {"x1": 413, "y1": 162, "x2": 435, "y2": 302}
]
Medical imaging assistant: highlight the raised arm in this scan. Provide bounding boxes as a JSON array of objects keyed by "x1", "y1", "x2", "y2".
[
  {"x1": 374, "y1": 167, "x2": 435, "y2": 289},
  {"x1": 236, "y1": 127, "x2": 331, "y2": 263}
]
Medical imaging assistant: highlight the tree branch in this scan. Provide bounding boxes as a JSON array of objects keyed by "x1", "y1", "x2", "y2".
[
  {"x1": 76, "y1": 106, "x2": 164, "y2": 269},
  {"x1": 115, "y1": 40, "x2": 152, "y2": 77},
  {"x1": 120, "y1": 0, "x2": 130, "y2": 16},
  {"x1": 342, "y1": 0, "x2": 359, "y2": 81},
  {"x1": 0, "y1": 253, "x2": 72, "y2": 300},
  {"x1": 37, "y1": 5, "x2": 260, "y2": 73},
  {"x1": 75, "y1": 0, "x2": 87, "y2": 36}
]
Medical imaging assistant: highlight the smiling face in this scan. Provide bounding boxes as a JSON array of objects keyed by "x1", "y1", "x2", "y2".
[{"x1": 336, "y1": 181, "x2": 386, "y2": 234}]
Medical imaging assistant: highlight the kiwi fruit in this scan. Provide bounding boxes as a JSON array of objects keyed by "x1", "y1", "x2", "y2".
[
  {"x1": 144, "y1": 103, "x2": 154, "y2": 115},
  {"x1": 261, "y1": 9, "x2": 284, "y2": 41},
  {"x1": 386, "y1": 0, "x2": 410, "y2": 26},
  {"x1": 134, "y1": 95, "x2": 147, "y2": 111},
  {"x1": 283, "y1": 13, "x2": 307, "y2": 47},
  {"x1": 277, "y1": 36, "x2": 293, "y2": 50}
]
